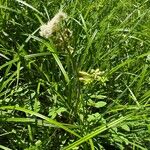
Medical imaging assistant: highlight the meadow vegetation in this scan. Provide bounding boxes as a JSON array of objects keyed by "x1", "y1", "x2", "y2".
[{"x1": 0, "y1": 0, "x2": 150, "y2": 149}]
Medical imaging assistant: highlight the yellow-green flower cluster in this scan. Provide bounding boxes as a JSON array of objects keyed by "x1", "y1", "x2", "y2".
[{"x1": 79, "y1": 69, "x2": 107, "y2": 85}]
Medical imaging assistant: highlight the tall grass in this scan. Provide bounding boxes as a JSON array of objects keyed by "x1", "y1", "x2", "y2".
[{"x1": 0, "y1": 0, "x2": 150, "y2": 149}]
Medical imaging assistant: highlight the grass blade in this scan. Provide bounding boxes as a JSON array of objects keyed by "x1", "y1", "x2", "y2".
[
  {"x1": 0, "y1": 106, "x2": 80, "y2": 138},
  {"x1": 0, "y1": 145, "x2": 12, "y2": 150},
  {"x1": 63, "y1": 115, "x2": 131, "y2": 150},
  {"x1": 15, "y1": 0, "x2": 43, "y2": 16}
]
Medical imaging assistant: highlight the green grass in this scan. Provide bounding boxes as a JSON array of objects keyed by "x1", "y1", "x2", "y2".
[{"x1": 0, "y1": 0, "x2": 150, "y2": 149}]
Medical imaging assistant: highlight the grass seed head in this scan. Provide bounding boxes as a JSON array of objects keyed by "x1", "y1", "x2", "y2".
[{"x1": 39, "y1": 11, "x2": 67, "y2": 38}]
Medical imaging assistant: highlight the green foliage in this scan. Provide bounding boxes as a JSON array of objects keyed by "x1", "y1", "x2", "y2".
[{"x1": 0, "y1": 0, "x2": 150, "y2": 149}]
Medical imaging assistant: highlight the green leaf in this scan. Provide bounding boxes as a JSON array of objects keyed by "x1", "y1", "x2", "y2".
[
  {"x1": 120, "y1": 124, "x2": 130, "y2": 132},
  {"x1": 0, "y1": 106, "x2": 80, "y2": 138},
  {"x1": 87, "y1": 114, "x2": 95, "y2": 122},
  {"x1": 33, "y1": 99, "x2": 40, "y2": 113},
  {"x1": 0, "y1": 145, "x2": 12, "y2": 150},
  {"x1": 49, "y1": 109, "x2": 57, "y2": 119},
  {"x1": 63, "y1": 115, "x2": 131, "y2": 150},
  {"x1": 15, "y1": 0, "x2": 43, "y2": 16},
  {"x1": 147, "y1": 124, "x2": 150, "y2": 133},
  {"x1": 95, "y1": 101, "x2": 107, "y2": 108},
  {"x1": 56, "y1": 107, "x2": 67, "y2": 115},
  {"x1": 87, "y1": 113, "x2": 101, "y2": 122},
  {"x1": 30, "y1": 35, "x2": 70, "y2": 83},
  {"x1": 90, "y1": 95, "x2": 107, "y2": 99}
]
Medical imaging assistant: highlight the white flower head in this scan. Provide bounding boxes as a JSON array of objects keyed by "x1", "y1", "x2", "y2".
[{"x1": 39, "y1": 11, "x2": 67, "y2": 38}]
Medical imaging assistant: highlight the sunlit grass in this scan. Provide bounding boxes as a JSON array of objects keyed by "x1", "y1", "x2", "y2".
[{"x1": 0, "y1": 0, "x2": 150, "y2": 149}]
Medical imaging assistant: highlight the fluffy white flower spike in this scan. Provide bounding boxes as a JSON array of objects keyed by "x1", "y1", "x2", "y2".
[{"x1": 39, "y1": 11, "x2": 67, "y2": 38}]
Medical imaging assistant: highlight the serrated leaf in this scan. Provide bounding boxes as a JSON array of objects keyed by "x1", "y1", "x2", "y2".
[{"x1": 34, "y1": 99, "x2": 40, "y2": 113}]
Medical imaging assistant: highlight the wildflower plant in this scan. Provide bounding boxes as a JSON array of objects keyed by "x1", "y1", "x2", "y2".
[{"x1": 0, "y1": 0, "x2": 150, "y2": 150}]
